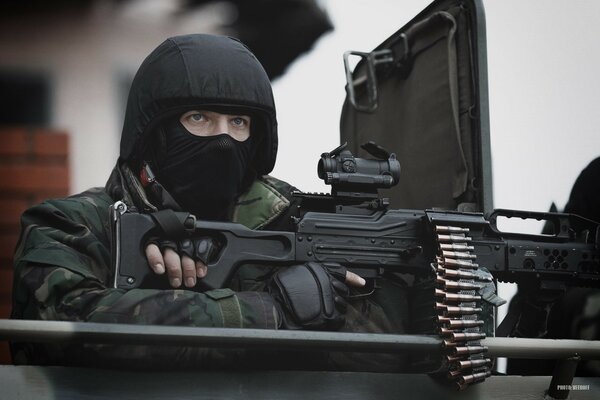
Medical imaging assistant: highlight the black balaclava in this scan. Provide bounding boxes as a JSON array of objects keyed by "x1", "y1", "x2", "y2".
[
  {"x1": 116, "y1": 35, "x2": 279, "y2": 216},
  {"x1": 119, "y1": 35, "x2": 278, "y2": 176},
  {"x1": 155, "y1": 115, "x2": 256, "y2": 221}
]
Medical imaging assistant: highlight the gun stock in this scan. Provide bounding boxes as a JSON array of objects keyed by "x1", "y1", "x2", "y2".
[{"x1": 111, "y1": 202, "x2": 296, "y2": 290}]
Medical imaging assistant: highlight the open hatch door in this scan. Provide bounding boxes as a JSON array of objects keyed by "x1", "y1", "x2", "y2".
[{"x1": 341, "y1": 0, "x2": 492, "y2": 214}]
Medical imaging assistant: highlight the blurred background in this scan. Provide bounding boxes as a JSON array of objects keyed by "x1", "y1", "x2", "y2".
[
  {"x1": 0, "y1": 0, "x2": 598, "y2": 366},
  {"x1": 1, "y1": 0, "x2": 598, "y2": 199}
]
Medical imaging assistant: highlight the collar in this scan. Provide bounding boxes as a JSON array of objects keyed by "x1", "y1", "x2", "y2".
[{"x1": 105, "y1": 161, "x2": 157, "y2": 213}]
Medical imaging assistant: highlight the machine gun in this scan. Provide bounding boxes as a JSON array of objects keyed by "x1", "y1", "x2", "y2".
[
  {"x1": 111, "y1": 142, "x2": 600, "y2": 292},
  {"x1": 110, "y1": 143, "x2": 600, "y2": 389}
]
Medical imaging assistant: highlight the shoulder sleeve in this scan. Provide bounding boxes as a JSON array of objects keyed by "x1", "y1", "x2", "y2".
[
  {"x1": 13, "y1": 263, "x2": 278, "y2": 367},
  {"x1": 14, "y1": 191, "x2": 113, "y2": 281},
  {"x1": 233, "y1": 175, "x2": 300, "y2": 230}
]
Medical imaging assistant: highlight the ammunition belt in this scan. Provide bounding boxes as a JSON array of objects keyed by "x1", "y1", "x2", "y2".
[{"x1": 434, "y1": 224, "x2": 492, "y2": 390}]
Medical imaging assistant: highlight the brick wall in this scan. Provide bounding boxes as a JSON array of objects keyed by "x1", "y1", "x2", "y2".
[{"x1": 0, "y1": 128, "x2": 69, "y2": 364}]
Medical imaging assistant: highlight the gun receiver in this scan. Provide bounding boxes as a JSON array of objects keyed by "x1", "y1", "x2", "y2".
[
  {"x1": 111, "y1": 204, "x2": 434, "y2": 290},
  {"x1": 426, "y1": 209, "x2": 600, "y2": 289},
  {"x1": 112, "y1": 204, "x2": 600, "y2": 291}
]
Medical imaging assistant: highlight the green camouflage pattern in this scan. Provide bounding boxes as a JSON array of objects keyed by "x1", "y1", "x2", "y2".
[
  {"x1": 12, "y1": 163, "x2": 409, "y2": 370},
  {"x1": 11, "y1": 164, "x2": 280, "y2": 366},
  {"x1": 233, "y1": 175, "x2": 291, "y2": 229}
]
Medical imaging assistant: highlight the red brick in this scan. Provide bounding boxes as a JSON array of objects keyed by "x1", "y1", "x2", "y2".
[
  {"x1": 0, "y1": 127, "x2": 70, "y2": 366},
  {"x1": 0, "y1": 199, "x2": 30, "y2": 226},
  {"x1": 0, "y1": 268, "x2": 12, "y2": 299},
  {"x1": 0, "y1": 129, "x2": 29, "y2": 157},
  {"x1": 0, "y1": 234, "x2": 18, "y2": 261},
  {"x1": 0, "y1": 129, "x2": 68, "y2": 159},
  {"x1": 33, "y1": 131, "x2": 69, "y2": 157},
  {"x1": 0, "y1": 165, "x2": 69, "y2": 192},
  {"x1": 0, "y1": 263, "x2": 14, "y2": 367},
  {"x1": 32, "y1": 190, "x2": 70, "y2": 204}
]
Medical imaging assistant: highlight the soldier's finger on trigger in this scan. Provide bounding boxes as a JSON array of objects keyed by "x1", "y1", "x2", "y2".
[
  {"x1": 345, "y1": 271, "x2": 366, "y2": 287},
  {"x1": 196, "y1": 261, "x2": 208, "y2": 278},
  {"x1": 163, "y1": 248, "x2": 183, "y2": 288},
  {"x1": 145, "y1": 243, "x2": 166, "y2": 275},
  {"x1": 181, "y1": 255, "x2": 197, "y2": 288}
]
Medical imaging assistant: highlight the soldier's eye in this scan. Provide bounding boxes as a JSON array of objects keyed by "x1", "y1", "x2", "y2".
[
  {"x1": 231, "y1": 116, "x2": 250, "y2": 127},
  {"x1": 190, "y1": 113, "x2": 204, "y2": 122}
]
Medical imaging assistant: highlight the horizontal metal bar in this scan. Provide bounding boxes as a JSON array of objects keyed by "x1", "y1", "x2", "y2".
[
  {"x1": 483, "y1": 337, "x2": 600, "y2": 360},
  {"x1": 0, "y1": 319, "x2": 440, "y2": 354},
  {"x1": 1, "y1": 320, "x2": 599, "y2": 360}
]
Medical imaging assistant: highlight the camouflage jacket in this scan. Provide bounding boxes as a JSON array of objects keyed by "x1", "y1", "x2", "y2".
[
  {"x1": 12, "y1": 163, "x2": 411, "y2": 371},
  {"x1": 11, "y1": 163, "x2": 300, "y2": 367}
]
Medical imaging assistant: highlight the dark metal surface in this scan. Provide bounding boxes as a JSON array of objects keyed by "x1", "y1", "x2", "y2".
[
  {"x1": 548, "y1": 356, "x2": 581, "y2": 399},
  {"x1": 483, "y1": 337, "x2": 600, "y2": 360},
  {"x1": 0, "y1": 319, "x2": 440, "y2": 354},
  {"x1": 471, "y1": 0, "x2": 493, "y2": 214},
  {"x1": 2, "y1": 319, "x2": 600, "y2": 361},
  {"x1": 1, "y1": 365, "x2": 599, "y2": 400}
]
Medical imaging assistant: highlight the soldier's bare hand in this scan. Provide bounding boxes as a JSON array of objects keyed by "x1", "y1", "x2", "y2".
[
  {"x1": 145, "y1": 243, "x2": 166, "y2": 274},
  {"x1": 145, "y1": 244, "x2": 207, "y2": 288}
]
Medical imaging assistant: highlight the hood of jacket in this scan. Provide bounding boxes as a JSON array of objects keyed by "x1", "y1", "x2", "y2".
[{"x1": 119, "y1": 34, "x2": 278, "y2": 176}]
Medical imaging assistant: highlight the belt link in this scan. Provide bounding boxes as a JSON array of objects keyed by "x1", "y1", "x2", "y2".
[{"x1": 434, "y1": 224, "x2": 492, "y2": 390}]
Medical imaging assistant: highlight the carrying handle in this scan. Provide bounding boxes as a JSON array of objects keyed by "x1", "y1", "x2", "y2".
[
  {"x1": 488, "y1": 209, "x2": 573, "y2": 239},
  {"x1": 343, "y1": 49, "x2": 394, "y2": 113}
]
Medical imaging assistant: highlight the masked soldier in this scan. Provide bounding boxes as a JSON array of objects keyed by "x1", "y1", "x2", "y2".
[{"x1": 11, "y1": 34, "x2": 408, "y2": 370}]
